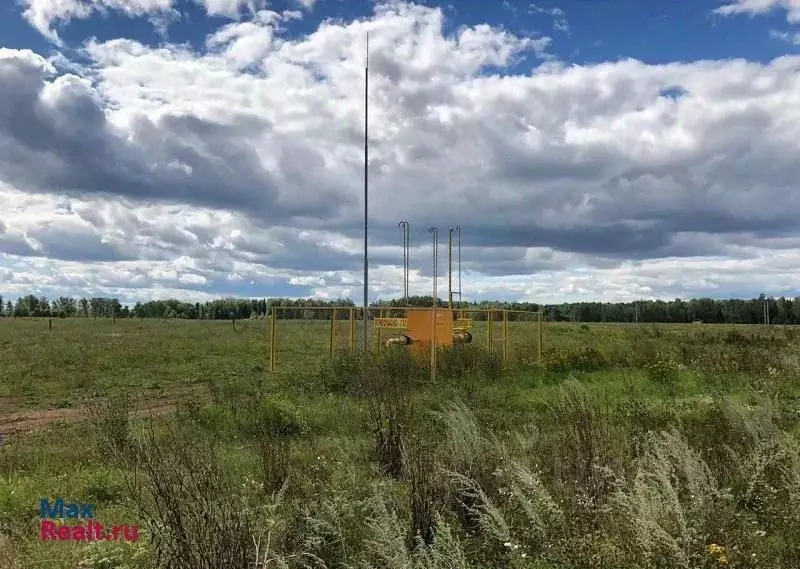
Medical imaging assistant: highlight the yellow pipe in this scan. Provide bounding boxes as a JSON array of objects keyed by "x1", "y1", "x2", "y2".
[{"x1": 453, "y1": 330, "x2": 472, "y2": 344}]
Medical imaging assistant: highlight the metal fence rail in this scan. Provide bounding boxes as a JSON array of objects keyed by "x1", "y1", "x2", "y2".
[{"x1": 267, "y1": 306, "x2": 543, "y2": 376}]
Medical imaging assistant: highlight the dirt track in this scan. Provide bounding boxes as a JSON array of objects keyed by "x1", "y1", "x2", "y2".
[{"x1": 0, "y1": 386, "x2": 210, "y2": 439}]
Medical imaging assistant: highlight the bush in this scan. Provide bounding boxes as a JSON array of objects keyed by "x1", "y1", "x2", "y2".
[
  {"x1": 437, "y1": 344, "x2": 502, "y2": 380},
  {"x1": 89, "y1": 390, "x2": 132, "y2": 458},
  {"x1": 125, "y1": 426, "x2": 254, "y2": 569},
  {"x1": 541, "y1": 380, "x2": 625, "y2": 516},
  {"x1": 405, "y1": 437, "x2": 444, "y2": 548},
  {"x1": 644, "y1": 352, "x2": 680, "y2": 395},
  {"x1": 243, "y1": 397, "x2": 308, "y2": 494},
  {"x1": 542, "y1": 347, "x2": 609, "y2": 373},
  {"x1": 318, "y1": 351, "x2": 363, "y2": 394}
]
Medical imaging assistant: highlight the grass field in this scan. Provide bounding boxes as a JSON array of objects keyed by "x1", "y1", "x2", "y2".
[{"x1": 1, "y1": 317, "x2": 799, "y2": 568}]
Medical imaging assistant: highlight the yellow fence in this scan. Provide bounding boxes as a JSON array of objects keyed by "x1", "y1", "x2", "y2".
[{"x1": 266, "y1": 306, "x2": 543, "y2": 376}]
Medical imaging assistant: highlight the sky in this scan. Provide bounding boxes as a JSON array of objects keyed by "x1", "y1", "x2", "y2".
[{"x1": 0, "y1": 0, "x2": 799, "y2": 306}]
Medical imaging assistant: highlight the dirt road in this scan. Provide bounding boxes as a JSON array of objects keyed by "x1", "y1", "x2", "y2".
[{"x1": 0, "y1": 386, "x2": 209, "y2": 439}]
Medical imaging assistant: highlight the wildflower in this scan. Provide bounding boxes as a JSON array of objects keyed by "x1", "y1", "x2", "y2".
[{"x1": 707, "y1": 543, "x2": 725, "y2": 556}]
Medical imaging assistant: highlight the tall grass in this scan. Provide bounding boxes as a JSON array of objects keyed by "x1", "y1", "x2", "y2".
[{"x1": 4, "y1": 321, "x2": 800, "y2": 568}]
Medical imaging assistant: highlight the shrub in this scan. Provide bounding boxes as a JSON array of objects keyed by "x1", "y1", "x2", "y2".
[
  {"x1": 351, "y1": 352, "x2": 417, "y2": 478},
  {"x1": 318, "y1": 351, "x2": 363, "y2": 394},
  {"x1": 644, "y1": 352, "x2": 680, "y2": 396},
  {"x1": 125, "y1": 425, "x2": 254, "y2": 569},
  {"x1": 405, "y1": 437, "x2": 444, "y2": 548},
  {"x1": 89, "y1": 390, "x2": 132, "y2": 458},
  {"x1": 243, "y1": 397, "x2": 309, "y2": 494},
  {"x1": 523, "y1": 380, "x2": 627, "y2": 540},
  {"x1": 436, "y1": 343, "x2": 503, "y2": 380},
  {"x1": 542, "y1": 347, "x2": 609, "y2": 373}
]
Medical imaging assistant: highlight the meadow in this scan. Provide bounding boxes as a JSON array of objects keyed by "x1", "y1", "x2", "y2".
[{"x1": 1, "y1": 317, "x2": 799, "y2": 568}]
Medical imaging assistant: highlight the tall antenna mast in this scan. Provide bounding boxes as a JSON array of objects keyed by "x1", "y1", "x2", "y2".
[{"x1": 363, "y1": 32, "x2": 369, "y2": 351}]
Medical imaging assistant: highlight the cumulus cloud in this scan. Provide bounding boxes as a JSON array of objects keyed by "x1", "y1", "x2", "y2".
[
  {"x1": 20, "y1": 0, "x2": 272, "y2": 43},
  {"x1": 714, "y1": 0, "x2": 800, "y2": 23},
  {"x1": 2, "y1": 2, "x2": 800, "y2": 303},
  {"x1": 20, "y1": 0, "x2": 178, "y2": 43}
]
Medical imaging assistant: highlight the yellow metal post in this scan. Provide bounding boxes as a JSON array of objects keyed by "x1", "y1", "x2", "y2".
[
  {"x1": 329, "y1": 309, "x2": 336, "y2": 358},
  {"x1": 349, "y1": 307, "x2": 356, "y2": 352},
  {"x1": 431, "y1": 307, "x2": 437, "y2": 380},
  {"x1": 270, "y1": 307, "x2": 277, "y2": 372},
  {"x1": 503, "y1": 309, "x2": 509, "y2": 367},
  {"x1": 377, "y1": 309, "x2": 383, "y2": 350},
  {"x1": 487, "y1": 310, "x2": 493, "y2": 354},
  {"x1": 538, "y1": 311, "x2": 544, "y2": 363},
  {"x1": 430, "y1": 226, "x2": 439, "y2": 381}
]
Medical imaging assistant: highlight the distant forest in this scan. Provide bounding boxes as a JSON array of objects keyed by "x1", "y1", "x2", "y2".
[{"x1": 0, "y1": 293, "x2": 791, "y2": 324}]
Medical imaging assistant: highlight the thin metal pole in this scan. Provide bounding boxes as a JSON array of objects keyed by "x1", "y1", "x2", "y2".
[
  {"x1": 429, "y1": 227, "x2": 438, "y2": 380},
  {"x1": 363, "y1": 33, "x2": 369, "y2": 352},
  {"x1": 448, "y1": 227, "x2": 453, "y2": 309},
  {"x1": 399, "y1": 221, "x2": 409, "y2": 305},
  {"x1": 429, "y1": 228, "x2": 439, "y2": 307},
  {"x1": 456, "y1": 225, "x2": 461, "y2": 302},
  {"x1": 406, "y1": 222, "x2": 410, "y2": 302}
]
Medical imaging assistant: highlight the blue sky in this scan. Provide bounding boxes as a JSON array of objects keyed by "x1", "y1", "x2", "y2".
[
  {"x1": 1, "y1": 0, "x2": 800, "y2": 304},
  {"x1": 3, "y1": 1, "x2": 798, "y2": 64}
]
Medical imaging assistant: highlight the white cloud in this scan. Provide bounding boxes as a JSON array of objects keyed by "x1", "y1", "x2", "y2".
[
  {"x1": 2, "y1": 2, "x2": 800, "y2": 303},
  {"x1": 206, "y1": 11, "x2": 281, "y2": 68},
  {"x1": 529, "y1": 3, "x2": 569, "y2": 34},
  {"x1": 200, "y1": 0, "x2": 267, "y2": 19},
  {"x1": 21, "y1": 0, "x2": 178, "y2": 43},
  {"x1": 770, "y1": 29, "x2": 800, "y2": 43},
  {"x1": 295, "y1": 0, "x2": 317, "y2": 11},
  {"x1": 20, "y1": 0, "x2": 271, "y2": 43},
  {"x1": 714, "y1": 0, "x2": 800, "y2": 23}
]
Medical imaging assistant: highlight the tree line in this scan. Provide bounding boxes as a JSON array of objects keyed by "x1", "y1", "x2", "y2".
[{"x1": 0, "y1": 293, "x2": 793, "y2": 324}]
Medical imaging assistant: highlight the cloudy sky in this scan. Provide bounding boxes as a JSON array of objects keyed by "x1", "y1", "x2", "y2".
[{"x1": 0, "y1": 0, "x2": 799, "y2": 305}]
